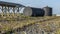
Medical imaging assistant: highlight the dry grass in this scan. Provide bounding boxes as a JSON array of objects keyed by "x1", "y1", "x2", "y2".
[{"x1": 0, "y1": 14, "x2": 60, "y2": 34}]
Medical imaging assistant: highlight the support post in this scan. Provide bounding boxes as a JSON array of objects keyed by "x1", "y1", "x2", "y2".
[
  {"x1": 17, "y1": 7, "x2": 19, "y2": 16},
  {"x1": 7, "y1": 6, "x2": 10, "y2": 16},
  {"x1": 8, "y1": 6, "x2": 9, "y2": 13},
  {"x1": 1, "y1": 6, "x2": 4, "y2": 16},
  {"x1": 13, "y1": 7, "x2": 15, "y2": 16},
  {"x1": 5, "y1": 6, "x2": 7, "y2": 16},
  {"x1": 5, "y1": 6, "x2": 7, "y2": 14},
  {"x1": 2, "y1": 6, "x2": 3, "y2": 13},
  {"x1": 17, "y1": 7, "x2": 19, "y2": 13}
]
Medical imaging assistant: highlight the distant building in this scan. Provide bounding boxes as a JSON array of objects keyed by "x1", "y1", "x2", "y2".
[
  {"x1": 56, "y1": 14, "x2": 60, "y2": 16},
  {"x1": 23, "y1": 6, "x2": 52, "y2": 16},
  {"x1": 52, "y1": 14, "x2": 56, "y2": 16}
]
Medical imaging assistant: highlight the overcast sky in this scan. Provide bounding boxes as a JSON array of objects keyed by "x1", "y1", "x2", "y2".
[{"x1": 0, "y1": 0, "x2": 60, "y2": 15}]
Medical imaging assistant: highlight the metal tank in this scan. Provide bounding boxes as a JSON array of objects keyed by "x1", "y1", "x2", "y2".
[
  {"x1": 43, "y1": 6, "x2": 52, "y2": 16},
  {"x1": 23, "y1": 7, "x2": 45, "y2": 16},
  {"x1": 23, "y1": 7, "x2": 32, "y2": 16},
  {"x1": 31, "y1": 7, "x2": 45, "y2": 16}
]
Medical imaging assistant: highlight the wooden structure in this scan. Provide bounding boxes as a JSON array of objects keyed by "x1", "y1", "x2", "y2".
[{"x1": 0, "y1": 1, "x2": 25, "y2": 17}]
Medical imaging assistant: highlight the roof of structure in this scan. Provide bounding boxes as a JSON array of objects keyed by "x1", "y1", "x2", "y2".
[{"x1": 0, "y1": 1, "x2": 25, "y2": 7}]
